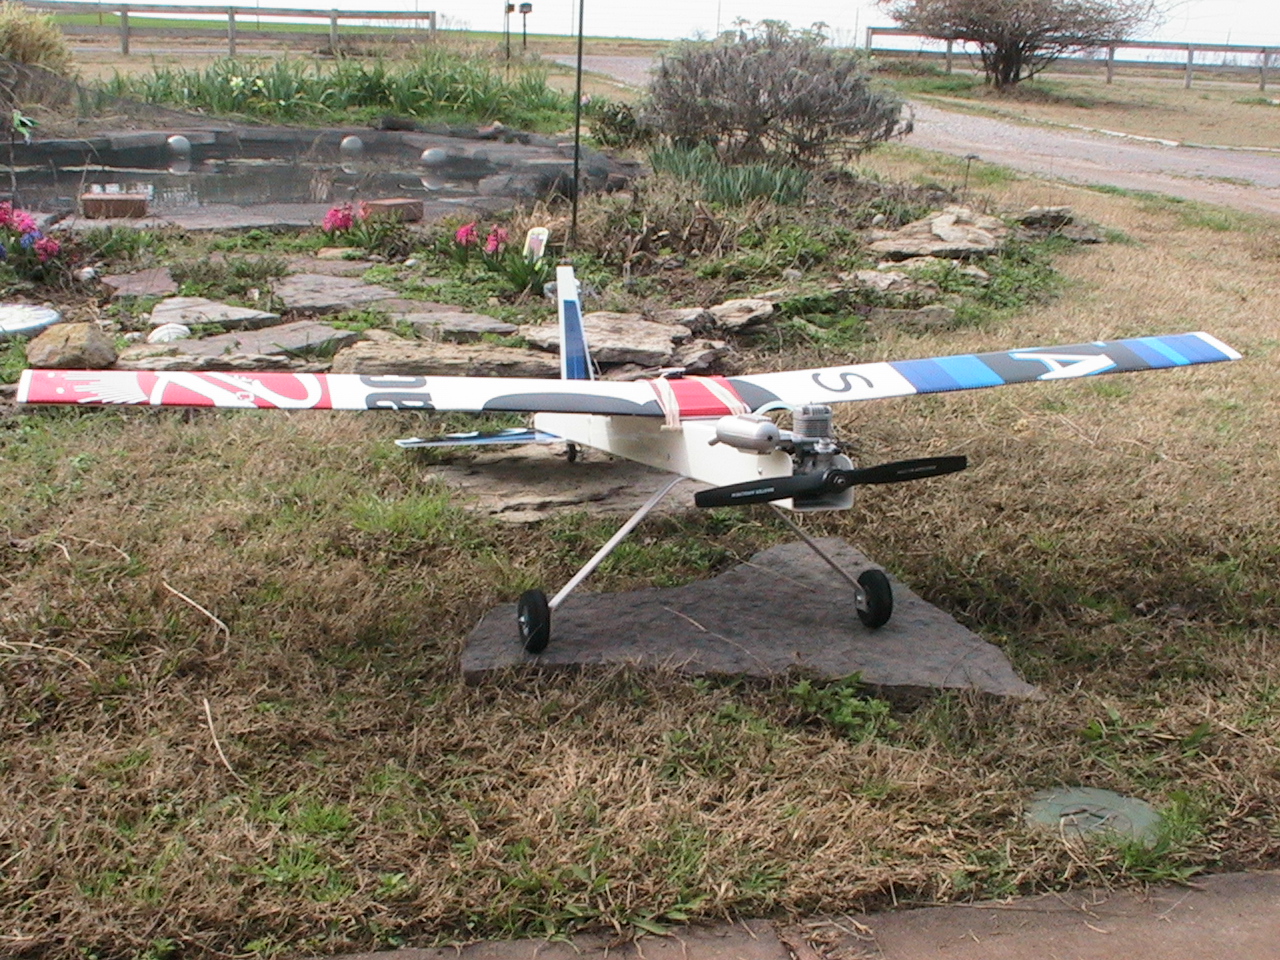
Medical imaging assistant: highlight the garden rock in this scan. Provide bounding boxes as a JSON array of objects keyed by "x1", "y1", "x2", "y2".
[
  {"x1": 673, "y1": 338, "x2": 730, "y2": 373},
  {"x1": 521, "y1": 312, "x2": 691, "y2": 367},
  {"x1": 653, "y1": 306, "x2": 716, "y2": 336},
  {"x1": 25, "y1": 322, "x2": 118, "y2": 369},
  {"x1": 149, "y1": 297, "x2": 281, "y2": 331},
  {"x1": 708, "y1": 298, "x2": 774, "y2": 331},
  {"x1": 273, "y1": 273, "x2": 398, "y2": 314},
  {"x1": 330, "y1": 340, "x2": 558, "y2": 378},
  {"x1": 404, "y1": 312, "x2": 519, "y2": 342},
  {"x1": 868, "y1": 205, "x2": 1008, "y2": 260},
  {"x1": 159, "y1": 320, "x2": 359, "y2": 359},
  {"x1": 147, "y1": 323, "x2": 192, "y2": 343},
  {"x1": 842, "y1": 269, "x2": 941, "y2": 300},
  {"x1": 115, "y1": 349, "x2": 324, "y2": 372},
  {"x1": 101, "y1": 267, "x2": 178, "y2": 299}
]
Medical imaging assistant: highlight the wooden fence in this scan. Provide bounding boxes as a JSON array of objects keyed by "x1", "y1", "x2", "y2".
[
  {"x1": 21, "y1": 1, "x2": 437, "y2": 56},
  {"x1": 865, "y1": 26, "x2": 1277, "y2": 91}
]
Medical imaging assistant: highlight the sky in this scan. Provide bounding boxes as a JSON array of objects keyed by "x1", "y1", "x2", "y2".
[{"x1": 427, "y1": 0, "x2": 1280, "y2": 48}]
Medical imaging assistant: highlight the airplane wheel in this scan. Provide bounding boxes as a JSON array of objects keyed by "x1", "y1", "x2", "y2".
[
  {"x1": 517, "y1": 589, "x2": 551, "y2": 654},
  {"x1": 855, "y1": 570, "x2": 893, "y2": 629}
]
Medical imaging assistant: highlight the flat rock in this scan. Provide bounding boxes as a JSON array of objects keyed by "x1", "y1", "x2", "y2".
[
  {"x1": 708, "y1": 298, "x2": 774, "y2": 331},
  {"x1": 868, "y1": 205, "x2": 1009, "y2": 261},
  {"x1": 330, "y1": 339, "x2": 558, "y2": 377},
  {"x1": 156, "y1": 319, "x2": 358, "y2": 358},
  {"x1": 463, "y1": 538, "x2": 1039, "y2": 697},
  {"x1": 285, "y1": 255, "x2": 370, "y2": 278},
  {"x1": 149, "y1": 296, "x2": 280, "y2": 331},
  {"x1": 101, "y1": 267, "x2": 178, "y2": 299},
  {"x1": 404, "y1": 311, "x2": 519, "y2": 342},
  {"x1": 114, "y1": 350, "x2": 325, "y2": 372},
  {"x1": 521, "y1": 312, "x2": 690, "y2": 366},
  {"x1": 273, "y1": 273, "x2": 398, "y2": 313}
]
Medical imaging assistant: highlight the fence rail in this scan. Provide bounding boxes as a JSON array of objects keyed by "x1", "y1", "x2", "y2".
[
  {"x1": 865, "y1": 26, "x2": 1277, "y2": 90},
  {"x1": 21, "y1": 1, "x2": 437, "y2": 56}
]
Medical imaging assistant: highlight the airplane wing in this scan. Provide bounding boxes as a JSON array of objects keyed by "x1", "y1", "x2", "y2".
[
  {"x1": 723, "y1": 332, "x2": 1240, "y2": 411},
  {"x1": 17, "y1": 332, "x2": 1238, "y2": 416}
]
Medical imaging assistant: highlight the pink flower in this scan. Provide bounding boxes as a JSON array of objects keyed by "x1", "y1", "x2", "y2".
[
  {"x1": 34, "y1": 236, "x2": 60, "y2": 262},
  {"x1": 455, "y1": 222, "x2": 479, "y2": 247},
  {"x1": 484, "y1": 227, "x2": 508, "y2": 255},
  {"x1": 0, "y1": 203, "x2": 11, "y2": 229},
  {"x1": 322, "y1": 203, "x2": 354, "y2": 234},
  {"x1": 11, "y1": 210, "x2": 36, "y2": 235}
]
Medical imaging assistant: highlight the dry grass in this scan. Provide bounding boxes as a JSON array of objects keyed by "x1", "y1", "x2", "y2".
[{"x1": 3, "y1": 162, "x2": 1280, "y2": 960}]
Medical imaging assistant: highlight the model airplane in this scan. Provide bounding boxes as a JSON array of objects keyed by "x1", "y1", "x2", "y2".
[{"x1": 17, "y1": 264, "x2": 1240, "y2": 653}]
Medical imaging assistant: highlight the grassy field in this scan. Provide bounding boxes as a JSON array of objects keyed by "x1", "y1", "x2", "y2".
[{"x1": 2, "y1": 30, "x2": 1280, "y2": 960}]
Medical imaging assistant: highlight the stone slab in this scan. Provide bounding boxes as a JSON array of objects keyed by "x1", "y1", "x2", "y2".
[
  {"x1": 101, "y1": 267, "x2": 178, "y2": 299},
  {"x1": 149, "y1": 296, "x2": 280, "y2": 330},
  {"x1": 274, "y1": 273, "x2": 399, "y2": 314},
  {"x1": 405, "y1": 311, "x2": 519, "y2": 342},
  {"x1": 463, "y1": 537, "x2": 1038, "y2": 698},
  {"x1": 167, "y1": 319, "x2": 358, "y2": 358},
  {"x1": 834, "y1": 871, "x2": 1280, "y2": 960}
]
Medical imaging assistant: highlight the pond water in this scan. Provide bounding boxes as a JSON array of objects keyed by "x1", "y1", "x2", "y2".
[{"x1": 13, "y1": 134, "x2": 508, "y2": 215}]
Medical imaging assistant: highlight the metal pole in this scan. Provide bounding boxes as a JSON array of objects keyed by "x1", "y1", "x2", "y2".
[
  {"x1": 522, "y1": 12, "x2": 527, "y2": 52},
  {"x1": 569, "y1": 0, "x2": 585, "y2": 249}
]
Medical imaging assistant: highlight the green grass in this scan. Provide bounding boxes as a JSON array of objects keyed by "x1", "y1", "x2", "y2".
[{"x1": 103, "y1": 51, "x2": 574, "y2": 129}]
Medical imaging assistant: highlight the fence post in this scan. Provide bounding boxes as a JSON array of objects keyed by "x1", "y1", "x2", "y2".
[
  {"x1": 864, "y1": 25, "x2": 874, "y2": 52},
  {"x1": 1184, "y1": 45, "x2": 1194, "y2": 88},
  {"x1": 330, "y1": 9, "x2": 339, "y2": 51},
  {"x1": 119, "y1": 3, "x2": 129, "y2": 56},
  {"x1": 945, "y1": 38, "x2": 953, "y2": 74},
  {"x1": 1106, "y1": 45, "x2": 1115, "y2": 84},
  {"x1": 1261, "y1": 48, "x2": 1270, "y2": 92},
  {"x1": 429, "y1": 10, "x2": 437, "y2": 40},
  {"x1": 228, "y1": 7, "x2": 236, "y2": 58}
]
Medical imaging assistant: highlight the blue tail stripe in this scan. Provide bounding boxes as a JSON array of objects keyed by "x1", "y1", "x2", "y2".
[{"x1": 561, "y1": 298, "x2": 591, "y2": 380}]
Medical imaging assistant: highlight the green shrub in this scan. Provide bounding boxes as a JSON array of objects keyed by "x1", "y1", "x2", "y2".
[
  {"x1": 648, "y1": 20, "x2": 906, "y2": 167},
  {"x1": 585, "y1": 98, "x2": 653, "y2": 148}
]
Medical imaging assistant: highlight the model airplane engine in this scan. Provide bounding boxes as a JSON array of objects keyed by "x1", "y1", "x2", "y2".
[
  {"x1": 712, "y1": 414, "x2": 784, "y2": 452},
  {"x1": 710, "y1": 406, "x2": 855, "y2": 511}
]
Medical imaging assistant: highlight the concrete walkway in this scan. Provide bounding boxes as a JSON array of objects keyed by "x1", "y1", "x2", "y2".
[{"x1": 327, "y1": 872, "x2": 1280, "y2": 960}]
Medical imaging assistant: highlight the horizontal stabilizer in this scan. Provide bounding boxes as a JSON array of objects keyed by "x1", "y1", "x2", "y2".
[{"x1": 395, "y1": 427, "x2": 559, "y2": 449}]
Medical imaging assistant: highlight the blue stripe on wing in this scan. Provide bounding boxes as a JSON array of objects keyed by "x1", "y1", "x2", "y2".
[
  {"x1": 395, "y1": 427, "x2": 560, "y2": 449},
  {"x1": 890, "y1": 334, "x2": 1237, "y2": 395}
]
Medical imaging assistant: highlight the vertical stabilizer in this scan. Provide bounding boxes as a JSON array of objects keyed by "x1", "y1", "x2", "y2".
[{"x1": 556, "y1": 264, "x2": 593, "y2": 381}]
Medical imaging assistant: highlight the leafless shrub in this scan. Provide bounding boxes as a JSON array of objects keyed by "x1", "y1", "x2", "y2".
[{"x1": 647, "y1": 21, "x2": 909, "y2": 168}]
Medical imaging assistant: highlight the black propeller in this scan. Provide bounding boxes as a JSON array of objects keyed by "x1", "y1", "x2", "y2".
[{"x1": 694, "y1": 455, "x2": 968, "y2": 509}]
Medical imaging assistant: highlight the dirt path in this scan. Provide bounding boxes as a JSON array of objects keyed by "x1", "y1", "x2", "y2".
[{"x1": 559, "y1": 54, "x2": 1280, "y2": 219}]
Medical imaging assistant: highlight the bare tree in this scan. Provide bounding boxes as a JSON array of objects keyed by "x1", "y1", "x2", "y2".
[
  {"x1": 648, "y1": 21, "x2": 908, "y2": 167},
  {"x1": 879, "y1": 0, "x2": 1160, "y2": 88}
]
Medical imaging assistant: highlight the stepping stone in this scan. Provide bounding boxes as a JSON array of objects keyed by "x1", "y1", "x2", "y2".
[
  {"x1": 273, "y1": 273, "x2": 398, "y2": 314},
  {"x1": 101, "y1": 267, "x2": 177, "y2": 299},
  {"x1": 402, "y1": 311, "x2": 518, "y2": 342},
  {"x1": 463, "y1": 537, "x2": 1040, "y2": 697},
  {"x1": 149, "y1": 297, "x2": 280, "y2": 331},
  {"x1": 170, "y1": 319, "x2": 359, "y2": 358}
]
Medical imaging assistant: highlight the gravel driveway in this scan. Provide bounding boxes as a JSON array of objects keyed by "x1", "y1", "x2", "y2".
[{"x1": 557, "y1": 54, "x2": 1280, "y2": 218}]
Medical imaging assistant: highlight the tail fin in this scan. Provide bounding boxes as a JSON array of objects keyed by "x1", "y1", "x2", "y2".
[{"x1": 556, "y1": 264, "x2": 593, "y2": 381}]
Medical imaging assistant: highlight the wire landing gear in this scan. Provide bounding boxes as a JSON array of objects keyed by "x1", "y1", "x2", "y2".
[{"x1": 513, "y1": 483, "x2": 896, "y2": 654}]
